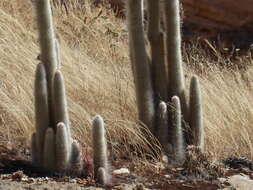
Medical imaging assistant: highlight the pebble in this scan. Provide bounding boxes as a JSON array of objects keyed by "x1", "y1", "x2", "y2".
[{"x1": 113, "y1": 168, "x2": 130, "y2": 175}]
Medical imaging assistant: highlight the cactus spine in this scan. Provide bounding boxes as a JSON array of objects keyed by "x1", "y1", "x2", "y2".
[
  {"x1": 189, "y1": 76, "x2": 204, "y2": 151},
  {"x1": 92, "y1": 115, "x2": 109, "y2": 184},
  {"x1": 127, "y1": 0, "x2": 204, "y2": 163}
]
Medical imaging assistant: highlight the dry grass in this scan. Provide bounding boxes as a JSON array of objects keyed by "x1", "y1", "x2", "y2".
[{"x1": 0, "y1": 0, "x2": 253, "y2": 165}]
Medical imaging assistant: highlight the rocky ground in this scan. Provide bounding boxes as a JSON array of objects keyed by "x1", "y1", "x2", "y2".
[{"x1": 0, "y1": 145, "x2": 253, "y2": 190}]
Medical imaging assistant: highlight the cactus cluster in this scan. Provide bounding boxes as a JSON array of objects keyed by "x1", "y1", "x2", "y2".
[
  {"x1": 127, "y1": 0, "x2": 204, "y2": 163},
  {"x1": 31, "y1": 0, "x2": 110, "y2": 183}
]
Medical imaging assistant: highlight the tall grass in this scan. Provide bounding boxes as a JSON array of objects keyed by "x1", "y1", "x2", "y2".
[{"x1": 0, "y1": 0, "x2": 252, "y2": 162}]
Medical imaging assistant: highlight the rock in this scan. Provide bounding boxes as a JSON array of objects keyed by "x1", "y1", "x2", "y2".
[
  {"x1": 113, "y1": 168, "x2": 130, "y2": 175},
  {"x1": 218, "y1": 178, "x2": 227, "y2": 183},
  {"x1": 226, "y1": 174, "x2": 253, "y2": 190}
]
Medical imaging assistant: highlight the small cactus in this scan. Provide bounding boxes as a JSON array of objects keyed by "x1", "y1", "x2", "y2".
[
  {"x1": 55, "y1": 122, "x2": 70, "y2": 173},
  {"x1": 97, "y1": 167, "x2": 107, "y2": 185},
  {"x1": 189, "y1": 76, "x2": 204, "y2": 151},
  {"x1": 171, "y1": 96, "x2": 185, "y2": 164},
  {"x1": 69, "y1": 140, "x2": 83, "y2": 176},
  {"x1": 54, "y1": 70, "x2": 71, "y2": 137},
  {"x1": 43, "y1": 128, "x2": 56, "y2": 172},
  {"x1": 92, "y1": 115, "x2": 110, "y2": 184},
  {"x1": 156, "y1": 101, "x2": 169, "y2": 152}
]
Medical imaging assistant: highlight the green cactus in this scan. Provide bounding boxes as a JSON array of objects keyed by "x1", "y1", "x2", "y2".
[
  {"x1": 189, "y1": 76, "x2": 204, "y2": 151},
  {"x1": 92, "y1": 115, "x2": 109, "y2": 184},
  {"x1": 127, "y1": 0, "x2": 204, "y2": 164}
]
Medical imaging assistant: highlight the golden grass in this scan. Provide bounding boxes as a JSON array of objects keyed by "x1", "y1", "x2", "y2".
[{"x1": 0, "y1": 0, "x2": 253, "y2": 163}]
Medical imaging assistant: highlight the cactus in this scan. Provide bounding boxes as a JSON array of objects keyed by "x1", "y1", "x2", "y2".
[
  {"x1": 97, "y1": 167, "x2": 107, "y2": 185},
  {"x1": 31, "y1": 133, "x2": 38, "y2": 164},
  {"x1": 92, "y1": 115, "x2": 110, "y2": 184},
  {"x1": 31, "y1": 0, "x2": 110, "y2": 182},
  {"x1": 35, "y1": 0, "x2": 57, "y2": 127},
  {"x1": 147, "y1": 0, "x2": 167, "y2": 102},
  {"x1": 54, "y1": 70, "x2": 71, "y2": 137},
  {"x1": 189, "y1": 76, "x2": 204, "y2": 151},
  {"x1": 34, "y1": 63, "x2": 49, "y2": 164},
  {"x1": 171, "y1": 96, "x2": 185, "y2": 163},
  {"x1": 126, "y1": 0, "x2": 155, "y2": 134},
  {"x1": 163, "y1": 0, "x2": 188, "y2": 115},
  {"x1": 127, "y1": 0, "x2": 204, "y2": 164},
  {"x1": 156, "y1": 101, "x2": 169, "y2": 152},
  {"x1": 32, "y1": 0, "x2": 83, "y2": 176},
  {"x1": 55, "y1": 39, "x2": 61, "y2": 70},
  {"x1": 69, "y1": 140, "x2": 83, "y2": 176},
  {"x1": 43, "y1": 128, "x2": 56, "y2": 172},
  {"x1": 55, "y1": 122, "x2": 70, "y2": 173}
]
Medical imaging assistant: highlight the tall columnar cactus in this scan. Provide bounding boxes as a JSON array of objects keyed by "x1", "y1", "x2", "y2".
[
  {"x1": 127, "y1": 0, "x2": 204, "y2": 163},
  {"x1": 92, "y1": 115, "x2": 110, "y2": 185},
  {"x1": 147, "y1": 0, "x2": 167, "y2": 102},
  {"x1": 126, "y1": 0, "x2": 155, "y2": 134},
  {"x1": 31, "y1": 0, "x2": 83, "y2": 176},
  {"x1": 35, "y1": 0, "x2": 57, "y2": 127}
]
